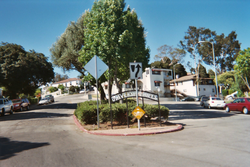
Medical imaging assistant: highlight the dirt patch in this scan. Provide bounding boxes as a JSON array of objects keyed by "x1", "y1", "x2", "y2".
[{"x1": 82, "y1": 121, "x2": 177, "y2": 131}]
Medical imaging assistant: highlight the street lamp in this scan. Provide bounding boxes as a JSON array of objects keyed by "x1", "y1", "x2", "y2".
[{"x1": 198, "y1": 41, "x2": 219, "y2": 97}]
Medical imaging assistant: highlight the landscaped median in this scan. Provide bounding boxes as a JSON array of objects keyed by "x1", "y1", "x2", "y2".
[{"x1": 73, "y1": 100, "x2": 183, "y2": 135}]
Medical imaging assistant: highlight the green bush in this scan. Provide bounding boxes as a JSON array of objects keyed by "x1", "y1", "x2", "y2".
[
  {"x1": 222, "y1": 89, "x2": 228, "y2": 96},
  {"x1": 74, "y1": 101, "x2": 169, "y2": 125},
  {"x1": 48, "y1": 87, "x2": 58, "y2": 93},
  {"x1": 28, "y1": 97, "x2": 39, "y2": 104},
  {"x1": 58, "y1": 84, "x2": 65, "y2": 91}
]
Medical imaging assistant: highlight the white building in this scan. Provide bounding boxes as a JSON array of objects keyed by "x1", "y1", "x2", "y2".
[
  {"x1": 101, "y1": 68, "x2": 173, "y2": 97},
  {"x1": 51, "y1": 78, "x2": 82, "y2": 88},
  {"x1": 170, "y1": 74, "x2": 216, "y2": 97}
]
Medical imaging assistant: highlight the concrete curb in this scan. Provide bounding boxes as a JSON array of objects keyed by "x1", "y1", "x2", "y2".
[{"x1": 73, "y1": 115, "x2": 183, "y2": 136}]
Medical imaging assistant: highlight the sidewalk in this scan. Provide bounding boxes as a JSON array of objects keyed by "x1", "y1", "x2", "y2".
[{"x1": 73, "y1": 115, "x2": 183, "y2": 136}]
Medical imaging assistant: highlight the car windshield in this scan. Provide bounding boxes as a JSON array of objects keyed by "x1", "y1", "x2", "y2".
[
  {"x1": 247, "y1": 98, "x2": 250, "y2": 102},
  {"x1": 12, "y1": 99, "x2": 22, "y2": 103},
  {"x1": 212, "y1": 98, "x2": 221, "y2": 100}
]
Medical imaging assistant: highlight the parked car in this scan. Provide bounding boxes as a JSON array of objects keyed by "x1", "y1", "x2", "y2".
[
  {"x1": 194, "y1": 95, "x2": 207, "y2": 101},
  {"x1": 38, "y1": 98, "x2": 50, "y2": 105},
  {"x1": 224, "y1": 98, "x2": 250, "y2": 114},
  {"x1": 79, "y1": 89, "x2": 89, "y2": 94},
  {"x1": 181, "y1": 97, "x2": 195, "y2": 101},
  {"x1": 200, "y1": 96, "x2": 209, "y2": 106},
  {"x1": 204, "y1": 97, "x2": 226, "y2": 109},
  {"x1": 45, "y1": 94, "x2": 54, "y2": 103},
  {"x1": 12, "y1": 98, "x2": 30, "y2": 111},
  {"x1": 0, "y1": 98, "x2": 14, "y2": 116}
]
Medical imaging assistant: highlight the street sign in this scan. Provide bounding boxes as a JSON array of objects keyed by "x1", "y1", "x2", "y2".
[
  {"x1": 129, "y1": 62, "x2": 142, "y2": 79},
  {"x1": 132, "y1": 106, "x2": 145, "y2": 120},
  {"x1": 84, "y1": 55, "x2": 108, "y2": 129},
  {"x1": 84, "y1": 55, "x2": 108, "y2": 79}
]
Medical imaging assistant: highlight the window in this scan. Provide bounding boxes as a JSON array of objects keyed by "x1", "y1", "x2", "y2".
[
  {"x1": 125, "y1": 84, "x2": 131, "y2": 88},
  {"x1": 152, "y1": 70, "x2": 161, "y2": 75},
  {"x1": 105, "y1": 85, "x2": 108, "y2": 90},
  {"x1": 212, "y1": 88, "x2": 214, "y2": 92},
  {"x1": 155, "y1": 82, "x2": 160, "y2": 86},
  {"x1": 203, "y1": 88, "x2": 206, "y2": 91}
]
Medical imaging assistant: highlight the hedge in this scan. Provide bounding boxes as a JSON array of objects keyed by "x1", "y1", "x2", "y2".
[{"x1": 74, "y1": 100, "x2": 169, "y2": 125}]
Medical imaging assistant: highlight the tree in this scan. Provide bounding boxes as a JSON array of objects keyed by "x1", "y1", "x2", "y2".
[
  {"x1": 208, "y1": 69, "x2": 215, "y2": 79},
  {"x1": 79, "y1": 0, "x2": 150, "y2": 100},
  {"x1": 50, "y1": 13, "x2": 86, "y2": 76},
  {"x1": 198, "y1": 64, "x2": 208, "y2": 78},
  {"x1": 0, "y1": 42, "x2": 54, "y2": 98},
  {"x1": 198, "y1": 31, "x2": 241, "y2": 74},
  {"x1": 53, "y1": 73, "x2": 69, "y2": 82},
  {"x1": 154, "y1": 45, "x2": 186, "y2": 64},
  {"x1": 173, "y1": 64, "x2": 187, "y2": 78},
  {"x1": 234, "y1": 48, "x2": 250, "y2": 91}
]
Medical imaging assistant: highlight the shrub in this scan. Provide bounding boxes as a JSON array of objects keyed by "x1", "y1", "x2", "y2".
[
  {"x1": 48, "y1": 86, "x2": 58, "y2": 93},
  {"x1": 58, "y1": 84, "x2": 65, "y2": 91},
  {"x1": 74, "y1": 101, "x2": 169, "y2": 125},
  {"x1": 222, "y1": 89, "x2": 228, "y2": 96}
]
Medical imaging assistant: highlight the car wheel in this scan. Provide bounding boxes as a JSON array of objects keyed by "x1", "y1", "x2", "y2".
[
  {"x1": 10, "y1": 108, "x2": 13, "y2": 115},
  {"x1": 1, "y1": 109, "x2": 5, "y2": 116},
  {"x1": 225, "y1": 106, "x2": 230, "y2": 113},
  {"x1": 208, "y1": 105, "x2": 211, "y2": 109},
  {"x1": 20, "y1": 107, "x2": 23, "y2": 111},
  {"x1": 243, "y1": 107, "x2": 249, "y2": 114},
  {"x1": 26, "y1": 105, "x2": 30, "y2": 111}
]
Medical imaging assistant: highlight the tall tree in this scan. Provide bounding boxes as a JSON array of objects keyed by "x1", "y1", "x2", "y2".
[
  {"x1": 198, "y1": 31, "x2": 241, "y2": 73},
  {"x1": 79, "y1": 0, "x2": 150, "y2": 100},
  {"x1": 234, "y1": 48, "x2": 250, "y2": 91},
  {"x1": 50, "y1": 13, "x2": 86, "y2": 75},
  {"x1": 154, "y1": 45, "x2": 186, "y2": 64},
  {"x1": 0, "y1": 42, "x2": 54, "y2": 98},
  {"x1": 208, "y1": 69, "x2": 215, "y2": 79},
  {"x1": 198, "y1": 64, "x2": 208, "y2": 78},
  {"x1": 53, "y1": 73, "x2": 69, "y2": 82}
]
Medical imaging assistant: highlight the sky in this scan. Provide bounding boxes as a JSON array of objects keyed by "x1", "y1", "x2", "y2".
[{"x1": 1, "y1": 0, "x2": 249, "y2": 78}]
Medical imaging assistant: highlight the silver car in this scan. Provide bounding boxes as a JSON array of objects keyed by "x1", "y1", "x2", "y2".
[{"x1": 0, "y1": 98, "x2": 14, "y2": 116}]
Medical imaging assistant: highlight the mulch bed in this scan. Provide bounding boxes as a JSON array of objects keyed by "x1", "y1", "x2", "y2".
[{"x1": 82, "y1": 121, "x2": 177, "y2": 131}]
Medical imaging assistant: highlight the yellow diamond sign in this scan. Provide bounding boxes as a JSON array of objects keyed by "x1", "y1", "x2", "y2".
[{"x1": 132, "y1": 106, "x2": 145, "y2": 120}]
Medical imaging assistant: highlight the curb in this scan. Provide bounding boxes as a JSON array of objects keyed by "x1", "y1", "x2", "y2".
[{"x1": 73, "y1": 115, "x2": 183, "y2": 136}]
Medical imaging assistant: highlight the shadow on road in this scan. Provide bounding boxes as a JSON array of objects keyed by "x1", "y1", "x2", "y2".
[
  {"x1": 0, "y1": 137, "x2": 49, "y2": 160},
  {"x1": 168, "y1": 110, "x2": 234, "y2": 121},
  {"x1": 31, "y1": 102, "x2": 77, "y2": 110},
  {"x1": 0, "y1": 111, "x2": 72, "y2": 122}
]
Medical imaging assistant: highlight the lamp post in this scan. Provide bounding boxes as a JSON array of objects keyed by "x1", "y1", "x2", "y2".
[{"x1": 198, "y1": 41, "x2": 219, "y2": 97}]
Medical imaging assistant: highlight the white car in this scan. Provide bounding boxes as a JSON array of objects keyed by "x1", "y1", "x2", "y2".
[
  {"x1": 38, "y1": 98, "x2": 50, "y2": 105},
  {"x1": 204, "y1": 97, "x2": 226, "y2": 109},
  {"x1": 0, "y1": 98, "x2": 14, "y2": 116},
  {"x1": 79, "y1": 89, "x2": 89, "y2": 94}
]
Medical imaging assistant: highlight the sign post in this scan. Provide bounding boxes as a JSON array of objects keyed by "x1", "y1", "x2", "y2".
[
  {"x1": 129, "y1": 62, "x2": 142, "y2": 130},
  {"x1": 84, "y1": 55, "x2": 108, "y2": 128}
]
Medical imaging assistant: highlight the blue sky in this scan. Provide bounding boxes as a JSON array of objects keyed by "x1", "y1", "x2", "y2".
[{"x1": 1, "y1": 0, "x2": 249, "y2": 78}]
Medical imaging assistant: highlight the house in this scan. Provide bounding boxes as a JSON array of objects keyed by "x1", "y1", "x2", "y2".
[
  {"x1": 51, "y1": 78, "x2": 82, "y2": 88},
  {"x1": 170, "y1": 74, "x2": 216, "y2": 98},
  {"x1": 101, "y1": 68, "x2": 173, "y2": 98},
  {"x1": 138, "y1": 68, "x2": 173, "y2": 97}
]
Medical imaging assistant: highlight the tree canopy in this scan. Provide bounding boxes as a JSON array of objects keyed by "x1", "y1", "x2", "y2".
[
  {"x1": 50, "y1": 13, "x2": 86, "y2": 75},
  {"x1": 180, "y1": 26, "x2": 241, "y2": 74},
  {"x1": 234, "y1": 48, "x2": 250, "y2": 91},
  {"x1": 79, "y1": 0, "x2": 150, "y2": 100},
  {"x1": 0, "y1": 42, "x2": 54, "y2": 98}
]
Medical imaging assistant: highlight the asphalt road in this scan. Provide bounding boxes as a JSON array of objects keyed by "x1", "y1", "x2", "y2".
[{"x1": 1, "y1": 94, "x2": 250, "y2": 167}]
